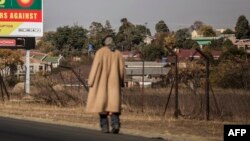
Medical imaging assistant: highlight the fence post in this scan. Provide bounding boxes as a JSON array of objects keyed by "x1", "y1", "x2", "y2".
[
  {"x1": 195, "y1": 48, "x2": 210, "y2": 121},
  {"x1": 166, "y1": 46, "x2": 179, "y2": 119}
]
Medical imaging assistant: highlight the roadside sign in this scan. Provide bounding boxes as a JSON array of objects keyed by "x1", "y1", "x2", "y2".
[
  {"x1": 0, "y1": 39, "x2": 16, "y2": 46},
  {"x1": 0, "y1": 37, "x2": 35, "y2": 49},
  {"x1": 0, "y1": 0, "x2": 43, "y2": 37}
]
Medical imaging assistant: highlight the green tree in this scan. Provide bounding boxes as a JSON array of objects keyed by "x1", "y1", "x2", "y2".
[
  {"x1": 219, "y1": 46, "x2": 248, "y2": 61},
  {"x1": 142, "y1": 45, "x2": 166, "y2": 61},
  {"x1": 175, "y1": 28, "x2": 191, "y2": 48},
  {"x1": 88, "y1": 20, "x2": 116, "y2": 50},
  {"x1": 183, "y1": 39, "x2": 199, "y2": 49},
  {"x1": 222, "y1": 28, "x2": 234, "y2": 34},
  {"x1": 116, "y1": 18, "x2": 135, "y2": 50},
  {"x1": 53, "y1": 25, "x2": 88, "y2": 52},
  {"x1": 117, "y1": 18, "x2": 150, "y2": 50},
  {"x1": 207, "y1": 38, "x2": 223, "y2": 50},
  {"x1": 155, "y1": 20, "x2": 169, "y2": 33},
  {"x1": 197, "y1": 25, "x2": 216, "y2": 37},
  {"x1": 104, "y1": 20, "x2": 115, "y2": 36},
  {"x1": 131, "y1": 24, "x2": 151, "y2": 45},
  {"x1": 235, "y1": 15, "x2": 250, "y2": 39}
]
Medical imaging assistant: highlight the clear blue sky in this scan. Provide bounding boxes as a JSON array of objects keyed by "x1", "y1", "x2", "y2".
[{"x1": 44, "y1": 0, "x2": 250, "y2": 33}]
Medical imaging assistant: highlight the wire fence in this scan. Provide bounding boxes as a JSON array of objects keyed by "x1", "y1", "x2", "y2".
[{"x1": 1, "y1": 60, "x2": 249, "y2": 123}]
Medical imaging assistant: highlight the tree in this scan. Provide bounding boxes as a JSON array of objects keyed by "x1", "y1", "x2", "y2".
[
  {"x1": 155, "y1": 20, "x2": 169, "y2": 33},
  {"x1": 219, "y1": 46, "x2": 248, "y2": 61},
  {"x1": 88, "y1": 20, "x2": 116, "y2": 51},
  {"x1": 235, "y1": 15, "x2": 250, "y2": 39},
  {"x1": 175, "y1": 28, "x2": 191, "y2": 48},
  {"x1": 104, "y1": 20, "x2": 115, "y2": 36},
  {"x1": 197, "y1": 25, "x2": 216, "y2": 37},
  {"x1": 37, "y1": 41, "x2": 57, "y2": 54},
  {"x1": 222, "y1": 28, "x2": 234, "y2": 34},
  {"x1": 116, "y1": 18, "x2": 135, "y2": 50},
  {"x1": 190, "y1": 21, "x2": 204, "y2": 31},
  {"x1": 164, "y1": 33, "x2": 176, "y2": 49},
  {"x1": 37, "y1": 31, "x2": 57, "y2": 54},
  {"x1": 37, "y1": 25, "x2": 88, "y2": 57},
  {"x1": 142, "y1": 45, "x2": 166, "y2": 61},
  {"x1": 53, "y1": 25, "x2": 88, "y2": 52},
  {"x1": 210, "y1": 60, "x2": 250, "y2": 89},
  {"x1": 131, "y1": 24, "x2": 151, "y2": 45},
  {"x1": 117, "y1": 18, "x2": 150, "y2": 50},
  {"x1": 207, "y1": 38, "x2": 223, "y2": 50},
  {"x1": 0, "y1": 50, "x2": 22, "y2": 86}
]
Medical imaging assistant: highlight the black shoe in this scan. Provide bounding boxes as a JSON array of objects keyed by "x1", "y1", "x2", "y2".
[
  {"x1": 99, "y1": 113, "x2": 109, "y2": 133},
  {"x1": 111, "y1": 124, "x2": 120, "y2": 134},
  {"x1": 101, "y1": 127, "x2": 109, "y2": 133},
  {"x1": 110, "y1": 113, "x2": 120, "y2": 134}
]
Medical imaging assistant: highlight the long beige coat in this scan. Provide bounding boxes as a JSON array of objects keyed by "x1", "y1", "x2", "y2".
[{"x1": 86, "y1": 47, "x2": 125, "y2": 113}]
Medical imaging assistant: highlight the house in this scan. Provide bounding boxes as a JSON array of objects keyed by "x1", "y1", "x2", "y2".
[
  {"x1": 143, "y1": 35, "x2": 155, "y2": 45},
  {"x1": 192, "y1": 36, "x2": 223, "y2": 49},
  {"x1": 191, "y1": 30, "x2": 201, "y2": 38},
  {"x1": 228, "y1": 36, "x2": 250, "y2": 53},
  {"x1": 16, "y1": 51, "x2": 64, "y2": 76},
  {"x1": 122, "y1": 51, "x2": 142, "y2": 61},
  {"x1": 216, "y1": 29, "x2": 226, "y2": 34},
  {"x1": 125, "y1": 61, "x2": 170, "y2": 87},
  {"x1": 16, "y1": 57, "x2": 50, "y2": 76},
  {"x1": 167, "y1": 49, "x2": 222, "y2": 69}
]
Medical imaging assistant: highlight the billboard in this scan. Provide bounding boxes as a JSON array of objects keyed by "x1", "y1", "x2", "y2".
[{"x1": 0, "y1": 0, "x2": 43, "y2": 37}]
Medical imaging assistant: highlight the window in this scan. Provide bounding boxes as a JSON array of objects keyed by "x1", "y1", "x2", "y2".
[{"x1": 39, "y1": 66, "x2": 43, "y2": 71}]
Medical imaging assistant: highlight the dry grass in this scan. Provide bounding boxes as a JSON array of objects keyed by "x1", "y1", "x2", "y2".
[
  {"x1": 0, "y1": 101, "x2": 224, "y2": 141},
  {"x1": 1, "y1": 86, "x2": 249, "y2": 141},
  {"x1": 1, "y1": 66, "x2": 249, "y2": 141}
]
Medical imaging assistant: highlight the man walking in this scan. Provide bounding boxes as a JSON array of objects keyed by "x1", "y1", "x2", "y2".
[{"x1": 86, "y1": 35, "x2": 125, "y2": 134}]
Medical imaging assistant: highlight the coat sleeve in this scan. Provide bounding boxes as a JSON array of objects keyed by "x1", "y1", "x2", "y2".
[
  {"x1": 88, "y1": 51, "x2": 101, "y2": 87},
  {"x1": 119, "y1": 53, "x2": 125, "y2": 87}
]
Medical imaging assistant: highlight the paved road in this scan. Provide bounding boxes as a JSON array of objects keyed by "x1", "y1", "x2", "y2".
[{"x1": 0, "y1": 117, "x2": 165, "y2": 141}]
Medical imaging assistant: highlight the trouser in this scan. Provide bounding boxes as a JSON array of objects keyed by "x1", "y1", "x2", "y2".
[{"x1": 99, "y1": 112, "x2": 120, "y2": 133}]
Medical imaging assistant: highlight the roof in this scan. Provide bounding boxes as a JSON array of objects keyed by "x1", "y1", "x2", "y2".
[
  {"x1": 125, "y1": 61, "x2": 166, "y2": 68},
  {"x1": 126, "y1": 67, "x2": 170, "y2": 76},
  {"x1": 43, "y1": 56, "x2": 60, "y2": 63},
  {"x1": 192, "y1": 36, "x2": 223, "y2": 41},
  {"x1": 20, "y1": 50, "x2": 62, "y2": 64},
  {"x1": 32, "y1": 55, "x2": 44, "y2": 60},
  {"x1": 197, "y1": 41, "x2": 211, "y2": 45},
  {"x1": 20, "y1": 57, "x2": 48, "y2": 64},
  {"x1": 20, "y1": 50, "x2": 47, "y2": 56},
  {"x1": 175, "y1": 49, "x2": 222, "y2": 60},
  {"x1": 228, "y1": 36, "x2": 250, "y2": 46}
]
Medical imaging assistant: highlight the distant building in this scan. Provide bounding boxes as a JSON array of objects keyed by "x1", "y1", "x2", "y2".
[
  {"x1": 125, "y1": 61, "x2": 170, "y2": 88},
  {"x1": 216, "y1": 28, "x2": 226, "y2": 34},
  {"x1": 191, "y1": 30, "x2": 201, "y2": 38},
  {"x1": 228, "y1": 36, "x2": 250, "y2": 53},
  {"x1": 16, "y1": 51, "x2": 64, "y2": 76},
  {"x1": 167, "y1": 49, "x2": 222, "y2": 69},
  {"x1": 122, "y1": 51, "x2": 142, "y2": 61},
  {"x1": 192, "y1": 36, "x2": 223, "y2": 49},
  {"x1": 143, "y1": 35, "x2": 155, "y2": 45}
]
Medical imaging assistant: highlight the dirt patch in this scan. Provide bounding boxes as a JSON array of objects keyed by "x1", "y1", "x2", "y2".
[{"x1": 0, "y1": 101, "x2": 227, "y2": 141}]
